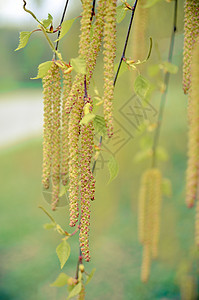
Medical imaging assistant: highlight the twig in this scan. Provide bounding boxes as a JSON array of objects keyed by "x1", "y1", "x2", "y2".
[
  {"x1": 90, "y1": 0, "x2": 96, "y2": 21},
  {"x1": 92, "y1": 0, "x2": 139, "y2": 174},
  {"x1": 54, "y1": 0, "x2": 70, "y2": 59},
  {"x1": 151, "y1": 0, "x2": 178, "y2": 168}
]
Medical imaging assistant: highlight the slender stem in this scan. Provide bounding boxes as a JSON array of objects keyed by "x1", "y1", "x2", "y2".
[
  {"x1": 114, "y1": 0, "x2": 139, "y2": 86},
  {"x1": 23, "y1": 0, "x2": 43, "y2": 26},
  {"x1": 90, "y1": 0, "x2": 96, "y2": 21},
  {"x1": 151, "y1": 0, "x2": 178, "y2": 168},
  {"x1": 92, "y1": 0, "x2": 139, "y2": 174},
  {"x1": 54, "y1": 0, "x2": 70, "y2": 59},
  {"x1": 38, "y1": 206, "x2": 56, "y2": 223},
  {"x1": 40, "y1": 25, "x2": 62, "y2": 60},
  {"x1": 75, "y1": 249, "x2": 83, "y2": 280}
]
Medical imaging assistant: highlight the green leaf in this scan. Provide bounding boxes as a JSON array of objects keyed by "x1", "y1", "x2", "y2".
[
  {"x1": 144, "y1": 0, "x2": 162, "y2": 8},
  {"x1": 162, "y1": 178, "x2": 172, "y2": 197},
  {"x1": 59, "y1": 184, "x2": 68, "y2": 197},
  {"x1": 85, "y1": 268, "x2": 96, "y2": 285},
  {"x1": 93, "y1": 115, "x2": 107, "y2": 137},
  {"x1": 156, "y1": 146, "x2": 169, "y2": 161},
  {"x1": 80, "y1": 113, "x2": 96, "y2": 125},
  {"x1": 161, "y1": 61, "x2": 178, "y2": 74},
  {"x1": 56, "y1": 18, "x2": 75, "y2": 41},
  {"x1": 71, "y1": 56, "x2": 86, "y2": 74},
  {"x1": 116, "y1": 5, "x2": 127, "y2": 23},
  {"x1": 31, "y1": 61, "x2": 53, "y2": 79},
  {"x1": 43, "y1": 223, "x2": 56, "y2": 230},
  {"x1": 56, "y1": 239, "x2": 71, "y2": 269},
  {"x1": 67, "y1": 282, "x2": 82, "y2": 300},
  {"x1": 15, "y1": 31, "x2": 32, "y2": 51},
  {"x1": 42, "y1": 13, "x2": 53, "y2": 28},
  {"x1": 134, "y1": 75, "x2": 153, "y2": 102},
  {"x1": 50, "y1": 273, "x2": 69, "y2": 287},
  {"x1": 108, "y1": 155, "x2": 119, "y2": 184}
]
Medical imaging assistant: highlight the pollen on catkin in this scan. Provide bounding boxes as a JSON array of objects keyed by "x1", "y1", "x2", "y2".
[
  {"x1": 103, "y1": 0, "x2": 117, "y2": 138},
  {"x1": 51, "y1": 64, "x2": 62, "y2": 210},
  {"x1": 138, "y1": 168, "x2": 162, "y2": 282},
  {"x1": 68, "y1": 95, "x2": 84, "y2": 227},
  {"x1": 61, "y1": 70, "x2": 72, "y2": 186},
  {"x1": 79, "y1": 0, "x2": 92, "y2": 60},
  {"x1": 42, "y1": 68, "x2": 53, "y2": 190},
  {"x1": 79, "y1": 97, "x2": 95, "y2": 261},
  {"x1": 186, "y1": 41, "x2": 199, "y2": 208},
  {"x1": 183, "y1": 0, "x2": 199, "y2": 94}
]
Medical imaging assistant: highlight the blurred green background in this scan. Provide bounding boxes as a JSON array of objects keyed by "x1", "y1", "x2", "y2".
[{"x1": 1, "y1": 0, "x2": 197, "y2": 299}]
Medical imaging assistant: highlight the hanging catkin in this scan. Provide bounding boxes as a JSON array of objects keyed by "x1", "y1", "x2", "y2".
[
  {"x1": 68, "y1": 95, "x2": 84, "y2": 227},
  {"x1": 51, "y1": 64, "x2": 62, "y2": 210},
  {"x1": 61, "y1": 70, "x2": 72, "y2": 186},
  {"x1": 186, "y1": 41, "x2": 199, "y2": 209},
  {"x1": 183, "y1": 0, "x2": 199, "y2": 94},
  {"x1": 79, "y1": 97, "x2": 95, "y2": 261},
  {"x1": 79, "y1": 0, "x2": 92, "y2": 61},
  {"x1": 103, "y1": 0, "x2": 117, "y2": 138},
  {"x1": 42, "y1": 67, "x2": 53, "y2": 190},
  {"x1": 138, "y1": 168, "x2": 162, "y2": 282}
]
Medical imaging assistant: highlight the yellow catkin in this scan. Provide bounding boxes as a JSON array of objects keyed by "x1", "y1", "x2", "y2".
[
  {"x1": 103, "y1": 0, "x2": 117, "y2": 138},
  {"x1": 131, "y1": 0, "x2": 148, "y2": 80},
  {"x1": 141, "y1": 244, "x2": 151, "y2": 283},
  {"x1": 79, "y1": 97, "x2": 95, "y2": 261},
  {"x1": 138, "y1": 170, "x2": 148, "y2": 244},
  {"x1": 42, "y1": 68, "x2": 53, "y2": 189},
  {"x1": 151, "y1": 169, "x2": 162, "y2": 259},
  {"x1": 79, "y1": 0, "x2": 92, "y2": 61},
  {"x1": 183, "y1": 0, "x2": 199, "y2": 94},
  {"x1": 61, "y1": 71, "x2": 72, "y2": 186},
  {"x1": 68, "y1": 95, "x2": 84, "y2": 227},
  {"x1": 186, "y1": 41, "x2": 199, "y2": 208},
  {"x1": 138, "y1": 168, "x2": 162, "y2": 282},
  {"x1": 51, "y1": 64, "x2": 62, "y2": 210}
]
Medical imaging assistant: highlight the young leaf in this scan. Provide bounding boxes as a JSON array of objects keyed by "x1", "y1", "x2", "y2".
[
  {"x1": 56, "y1": 18, "x2": 76, "y2": 41},
  {"x1": 134, "y1": 75, "x2": 153, "y2": 102},
  {"x1": 67, "y1": 282, "x2": 82, "y2": 300},
  {"x1": 59, "y1": 184, "x2": 68, "y2": 197},
  {"x1": 31, "y1": 61, "x2": 53, "y2": 79},
  {"x1": 71, "y1": 56, "x2": 86, "y2": 74},
  {"x1": 56, "y1": 239, "x2": 71, "y2": 269},
  {"x1": 42, "y1": 13, "x2": 53, "y2": 28},
  {"x1": 93, "y1": 115, "x2": 107, "y2": 137},
  {"x1": 15, "y1": 31, "x2": 32, "y2": 51},
  {"x1": 85, "y1": 268, "x2": 96, "y2": 285},
  {"x1": 108, "y1": 155, "x2": 119, "y2": 184},
  {"x1": 43, "y1": 223, "x2": 56, "y2": 230},
  {"x1": 116, "y1": 5, "x2": 127, "y2": 23},
  {"x1": 56, "y1": 224, "x2": 67, "y2": 236},
  {"x1": 80, "y1": 113, "x2": 96, "y2": 125},
  {"x1": 50, "y1": 273, "x2": 70, "y2": 287}
]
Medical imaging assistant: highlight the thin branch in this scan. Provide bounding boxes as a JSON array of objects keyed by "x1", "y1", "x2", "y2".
[
  {"x1": 75, "y1": 249, "x2": 83, "y2": 280},
  {"x1": 114, "y1": 0, "x2": 139, "y2": 87},
  {"x1": 90, "y1": 0, "x2": 96, "y2": 21},
  {"x1": 54, "y1": 0, "x2": 70, "y2": 59},
  {"x1": 92, "y1": 0, "x2": 139, "y2": 174},
  {"x1": 151, "y1": 0, "x2": 178, "y2": 168}
]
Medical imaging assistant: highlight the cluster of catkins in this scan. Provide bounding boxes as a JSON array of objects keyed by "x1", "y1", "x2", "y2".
[
  {"x1": 41, "y1": 0, "x2": 116, "y2": 262},
  {"x1": 138, "y1": 168, "x2": 162, "y2": 282},
  {"x1": 184, "y1": 0, "x2": 199, "y2": 246}
]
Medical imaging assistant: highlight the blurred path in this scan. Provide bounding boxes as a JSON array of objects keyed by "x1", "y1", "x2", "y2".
[{"x1": 0, "y1": 89, "x2": 43, "y2": 148}]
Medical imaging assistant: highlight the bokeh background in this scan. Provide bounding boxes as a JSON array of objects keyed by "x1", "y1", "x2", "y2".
[{"x1": 1, "y1": 1, "x2": 196, "y2": 299}]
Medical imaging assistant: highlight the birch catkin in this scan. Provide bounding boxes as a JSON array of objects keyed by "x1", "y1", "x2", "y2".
[
  {"x1": 186, "y1": 41, "x2": 199, "y2": 209},
  {"x1": 138, "y1": 168, "x2": 162, "y2": 282},
  {"x1": 103, "y1": 0, "x2": 117, "y2": 138},
  {"x1": 183, "y1": 0, "x2": 199, "y2": 94}
]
